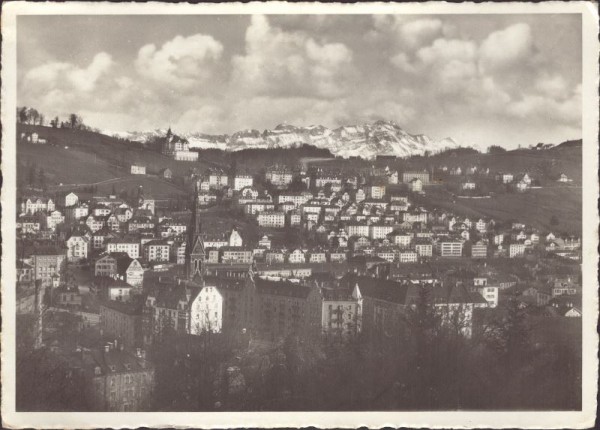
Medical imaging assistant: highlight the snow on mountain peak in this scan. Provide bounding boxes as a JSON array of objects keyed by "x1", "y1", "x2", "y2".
[{"x1": 107, "y1": 120, "x2": 461, "y2": 160}]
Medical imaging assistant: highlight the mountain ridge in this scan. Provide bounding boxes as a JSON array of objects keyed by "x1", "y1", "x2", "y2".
[{"x1": 110, "y1": 120, "x2": 461, "y2": 160}]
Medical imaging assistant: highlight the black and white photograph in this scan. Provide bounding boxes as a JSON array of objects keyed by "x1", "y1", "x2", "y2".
[{"x1": 1, "y1": 1, "x2": 598, "y2": 428}]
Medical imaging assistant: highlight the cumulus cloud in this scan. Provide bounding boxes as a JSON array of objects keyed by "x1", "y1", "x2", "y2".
[
  {"x1": 135, "y1": 34, "x2": 224, "y2": 89},
  {"x1": 384, "y1": 19, "x2": 580, "y2": 131},
  {"x1": 24, "y1": 52, "x2": 113, "y2": 94},
  {"x1": 231, "y1": 15, "x2": 354, "y2": 98},
  {"x1": 479, "y1": 23, "x2": 535, "y2": 74}
]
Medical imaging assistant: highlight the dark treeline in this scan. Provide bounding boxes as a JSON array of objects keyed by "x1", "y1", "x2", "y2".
[
  {"x1": 18, "y1": 290, "x2": 579, "y2": 412},
  {"x1": 17, "y1": 106, "x2": 98, "y2": 132}
]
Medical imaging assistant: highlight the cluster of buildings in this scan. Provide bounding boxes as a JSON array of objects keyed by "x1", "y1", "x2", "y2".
[{"x1": 15, "y1": 158, "x2": 583, "y2": 411}]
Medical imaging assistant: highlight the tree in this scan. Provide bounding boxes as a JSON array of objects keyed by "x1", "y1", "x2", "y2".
[
  {"x1": 69, "y1": 113, "x2": 79, "y2": 129},
  {"x1": 487, "y1": 145, "x2": 507, "y2": 154},
  {"x1": 550, "y1": 215, "x2": 560, "y2": 227},
  {"x1": 18, "y1": 106, "x2": 29, "y2": 124},
  {"x1": 50, "y1": 116, "x2": 59, "y2": 128}
]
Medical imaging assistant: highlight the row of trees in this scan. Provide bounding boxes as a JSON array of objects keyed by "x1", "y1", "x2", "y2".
[{"x1": 17, "y1": 106, "x2": 92, "y2": 131}]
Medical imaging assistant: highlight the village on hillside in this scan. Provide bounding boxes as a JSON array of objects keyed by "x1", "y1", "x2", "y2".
[{"x1": 16, "y1": 126, "x2": 583, "y2": 412}]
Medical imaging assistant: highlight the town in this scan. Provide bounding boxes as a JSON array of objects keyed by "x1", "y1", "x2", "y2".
[{"x1": 16, "y1": 124, "x2": 582, "y2": 412}]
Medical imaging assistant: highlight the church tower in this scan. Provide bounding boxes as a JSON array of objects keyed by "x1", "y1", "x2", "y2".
[{"x1": 185, "y1": 184, "x2": 205, "y2": 282}]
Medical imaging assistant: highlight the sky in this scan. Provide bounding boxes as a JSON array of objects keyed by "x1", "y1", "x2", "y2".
[{"x1": 17, "y1": 14, "x2": 582, "y2": 149}]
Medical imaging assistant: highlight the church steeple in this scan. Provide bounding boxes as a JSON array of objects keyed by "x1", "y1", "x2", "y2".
[{"x1": 185, "y1": 183, "x2": 205, "y2": 282}]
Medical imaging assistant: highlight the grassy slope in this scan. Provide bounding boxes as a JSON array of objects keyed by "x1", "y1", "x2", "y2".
[{"x1": 421, "y1": 185, "x2": 581, "y2": 235}]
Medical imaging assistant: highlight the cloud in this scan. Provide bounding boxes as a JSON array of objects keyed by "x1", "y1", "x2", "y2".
[
  {"x1": 135, "y1": 34, "x2": 224, "y2": 89},
  {"x1": 478, "y1": 23, "x2": 535, "y2": 74},
  {"x1": 383, "y1": 19, "x2": 580, "y2": 131},
  {"x1": 231, "y1": 15, "x2": 355, "y2": 98},
  {"x1": 24, "y1": 52, "x2": 113, "y2": 94}
]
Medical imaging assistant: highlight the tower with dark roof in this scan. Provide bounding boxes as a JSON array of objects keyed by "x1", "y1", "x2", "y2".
[{"x1": 185, "y1": 184, "x2": 205, "y2": 282}]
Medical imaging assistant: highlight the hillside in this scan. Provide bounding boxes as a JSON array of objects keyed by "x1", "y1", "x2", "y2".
[{"x1": 17, "y1": 124, "x2": 224, "y2": 198}]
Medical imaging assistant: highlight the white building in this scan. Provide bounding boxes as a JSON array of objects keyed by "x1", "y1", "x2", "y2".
[
  {"x1": 64, "y1": 192, "x2": 79, "y2": 207},
  {"x1": 398, "y1": 250, "x2": 418, "y2": 263},
  {"x1": 233, "y1": 175, "x2": 253, "y2": 191},
  {"x1": 174, "y1": 151, "x2": 198, "y2": 161},
  {"x1": 144, "y1": 240, "x2": 170, "y2": 262},
  {"x1": 409, "y1": 178, "x2": 423, "y2": 193},
  {"x1": 131, "y1": 165, "x2": 146, "y2": 175},
  {"x1": 436, "y1": 241, "x2": 463, "y2": 257},
  {"x1": 21, "y1": 197, "x2": 55, "y2": 215},
  {"x1": 477, "y1": 286, "x2": 499, "y2": 308},
  {"x1": 107, "y1": 240, "x2": 140, "y2": 259},
  {"x1": 509, "y1": 243, "x2": 526, "y2": 258},
  {"x1": 46, "y1": 210, "x2": 65, "y2": 231},
  {"x1": 66, "y1": 234, "x2": 90, "y2": 262},
  {"x1": 257, "y1": 211, "x2": 286, "y2": 228}
]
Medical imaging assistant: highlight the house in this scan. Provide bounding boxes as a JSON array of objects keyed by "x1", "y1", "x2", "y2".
[
  {"x1": 308, "y1": 250, "x2": 327, "y2": 263},
  {"x1": 221, "y1": 247, "x2": 253, "y2": 264},
  {"x1": 71, "y1": 345, "x2": 154, "y2": 411},
  {"x1": 233, "y1": 174, "x2": 253, "y2": 191},
  {"x1": 95, "y1": 254, "x2": 119, "y2": 277},
  {"x1": 265, "y1": 250, "x2": 286, "y2": 264},
  {"x1": 65, "y1": 203, "x2": 89, "y2": 222},
  {"x1": 516, "y1": 180, "x2": 529, "y2": 192},
  {"x1": 146, "y1": 283, "x2": 223, "y2": 335},
  {"x1": 66, "y1": 233, "x2": 90, "y2": 262},
  {"x1": 107, "y1": 239, "x2": 140, "y2": 259},
  {"x1": 174, "y1": 150, "x2": 198, "y2": 161},
  {"x1": 257, "y1": 211, "x2": 286, "y2": 228},
  {"x1": 476, "y1": 286, "x2": 498, "y2": 308},
  {"x1": 258, "y1": 235, "x2": 271, "y2": 250},
  {"x1": 414, "y1": 241, "x2": 433, "y2": 257},
  {"x1": 369, "y1": 224, "x2": 394, "y2": 240},
  {"x1": 131, "y1": 165, "x2": 146, "y2": 175},
  {"x1": 17, "y1": 215, "x2": 41, "y2": 234},
  {"x1": 319, "y1": 285, "x2": 363, "y2": 337},
  {"x1": 389, "y1": 230, "x2": 413, "y2": 248},
  {"x1": 398, "y1": 250, "x2": 418, "y2": 263},
  {"x1": 402, "y1": 171, "x2": 430, "y2": 184},
  {"x1": 367, "y1": 184, "x2": 386, "y2": 200},
  {"x1": 64, "y1": 192, "x2": 79, "y2": 207},
  {"x1": 159, "y1": 168, "x2": 172, "y2": 179},
  {"x1": 509, "y1": 242, "x2": 526, "y2": 258},
  {"x1": 85, "y1": 214, "x2": 106, "y2": 233},
  {"x1": 558, "y1": 173, "x2": 572, "y2": 183},
  {"x1": 470, "y1": 241, "x2": 488, "y2": 259},
  {"x1": 46, "y1": 210, "x2": 65, "y2": 231},
  {"x1": 288, "y1": 249, "x2": 306, "y2": 264},
  {"x1": 435, "y1": 240, "x2": 463, "y2": 257},
  {"x1": 461, "y1": 181, "x2": 476, "y2": 190},
  {"x1": 496, "y1": 172, "x2": 514, "y2": 184},
  {"x1": 21, "y1": 196, "x2": 55, "y2": 215},
  {"x1": 208, "y1": 169, "x2": 229, "y2": 189},
  {"x1": 143, "y1": 240, "x2": 170, "y2": 263},
  {"x1": 265, "y1": 165, "x2": 294, "y2": 188},
  {"x1": 93, "y1": 277, "x2": 134, "y2": 302},
  {"x1": 347, "y1": 223, "x2": 370, "y2": 238}
]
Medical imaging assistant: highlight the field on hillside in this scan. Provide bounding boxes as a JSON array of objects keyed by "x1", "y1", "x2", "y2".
[
  {"x1": 18, "y1": 143, "x2": 188, "y2": 199},
  {"x1": 18, "y1": 124, "x2": 224, "y2": 177},
  {"x1": 421, "y1": 186, "x2": 581, "y2": 235}
]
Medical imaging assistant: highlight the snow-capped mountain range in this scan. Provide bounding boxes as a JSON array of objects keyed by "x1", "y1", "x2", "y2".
[{"x1": 110, "y1": 120, "x2": 461, "y2": 160}]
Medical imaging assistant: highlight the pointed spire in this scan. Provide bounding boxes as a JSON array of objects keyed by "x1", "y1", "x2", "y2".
[{"x1": 352, "y1": 282, "x2": 362, "y2": 300}]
